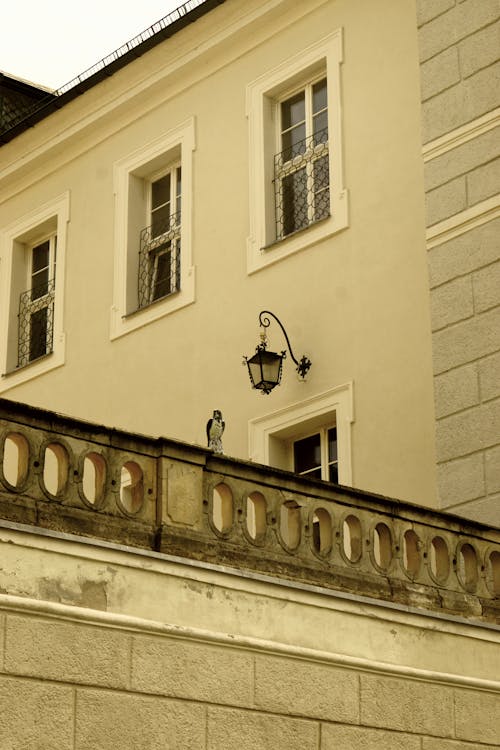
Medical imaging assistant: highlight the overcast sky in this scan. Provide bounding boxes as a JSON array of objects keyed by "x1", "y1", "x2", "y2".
[{"x1": 2, "y1": 0, "x2": 187, "y2": 89}]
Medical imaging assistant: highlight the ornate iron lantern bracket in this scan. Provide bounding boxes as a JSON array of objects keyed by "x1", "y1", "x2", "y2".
[{"x1": 243, "y1": 310, "x2": 312, "y2": 394}]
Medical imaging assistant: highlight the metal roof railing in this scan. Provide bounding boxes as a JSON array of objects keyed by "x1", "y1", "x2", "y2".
[{"x1": 0, "y1": 0, "x2": 223, "y2": 144}]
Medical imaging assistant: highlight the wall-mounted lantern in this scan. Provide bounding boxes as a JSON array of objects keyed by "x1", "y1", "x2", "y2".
[{"x1": 243, "y1": 310, "x2": 312, "y2": 394}]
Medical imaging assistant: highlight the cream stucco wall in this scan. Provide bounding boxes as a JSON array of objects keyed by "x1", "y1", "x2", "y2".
[{"x1": 0, "y1": 0, "x2": 438, "y2": 506}]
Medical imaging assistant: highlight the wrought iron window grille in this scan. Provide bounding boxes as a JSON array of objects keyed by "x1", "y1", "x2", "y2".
[
  {"x1": 17, "y1": 279, "x2": 55, "y2": 367},
  {"x1": 138, "y1": 210, "x2": 181, "y2": 309},
  {"x1": 274, "y1": 127, "x2": 330, "y2": 241}
]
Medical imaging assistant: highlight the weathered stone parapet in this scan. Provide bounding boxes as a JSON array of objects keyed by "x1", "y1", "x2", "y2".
[{"x1": 0, "y1": 398, "x2": 499, "y2": 621}]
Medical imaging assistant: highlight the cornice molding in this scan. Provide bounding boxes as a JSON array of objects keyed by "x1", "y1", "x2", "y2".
[
  {"x1": 426, "y1": 194, "x2": 500, "y2": 249},
  {"x1": 422, "y1": 108, "x2": 500, "y2": 163},
  {"x1": 1, "y1": 591, "x2": 498, "y2": 690}
]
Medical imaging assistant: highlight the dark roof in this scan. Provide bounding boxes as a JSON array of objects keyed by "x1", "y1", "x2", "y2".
[{"x1": 0, "y1": 0, "x2": 225, "y2": 146}]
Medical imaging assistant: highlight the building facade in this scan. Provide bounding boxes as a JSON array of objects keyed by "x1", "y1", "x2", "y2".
[
  {"x1": 1, "y1": 0, "x2": 443, "y2": 510},
  {"x1": 0, "y1": 1, "x2": 499, "y2": 746}
]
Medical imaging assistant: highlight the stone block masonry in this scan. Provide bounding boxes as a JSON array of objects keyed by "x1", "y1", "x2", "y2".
[
  {"x1": 0, "y1": 606, "x2": 498, "y2": 750},
  {"x1": 418, "y1": 0, "x2": 500, "y2": 524}
]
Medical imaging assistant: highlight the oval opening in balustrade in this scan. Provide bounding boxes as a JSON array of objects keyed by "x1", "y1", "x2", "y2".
[
  {"x1": 120, "y1": 461, "x2": 143, "y2": 514},
  {"x1": 212, "y1": 482, "x2": 233, "y2": 533},
  {"x1": 43, "y1": 443, "x2": 69, "y2": 496},
  {"x1": 373, "y1": 522, "x2": 392, "y2": 570},
  {"x1": 403, "y1": 529, "x2": 420, "y2": 577},
  {"x1": 246, "y1": 491, "x2": 266, "y2": 541},
  {"x1": 280, "y1": 500, "x2": 301, "y2": 550},
  {"x1": 312, "y1": 508, "x2": 332, "y2": 555},
  {"x1": 82, "y1": 452, "x2": 106, "y2": 505},
  {"x1": 342, "y1": 514, "x2": 362, "y2": 563},
  {"x1": 488, "y1": 551, "x2": 500, "y2": 596},
  {"x1": 457, "y1": 543, "x2": 478, "y2": 591},
  {"x1": 430, "y1": 536, "x2": 449, "y2": 582},
  {"x1": 2, "y1": 433, "x2": 29, "y2": 488}
]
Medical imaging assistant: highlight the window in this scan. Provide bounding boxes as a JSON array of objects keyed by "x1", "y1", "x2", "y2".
[
  {"x1": 293, "y1": 426, "x2": 338, "y2": 483},
  {"x1": 138, "y1": 165, "x2": 182, "y2": 307},
  {"x1": 112, "y1": 118, "x2": 195, "y2": 339},
  {"x1": 0, "y1": 192, "x2": 69, "y2": 392},
  {"x1": 248, "y1": 383, "x2": 353, "y2": 486},
  {"x1": 246, "y1": 30, "x2": 347, "y2": 273},
  {"x1": 275, "y1": 77, "x2": 329, "y2": 240},
  {"x1": 18, "y1": 235, "x2": 57, "y2": 367}
]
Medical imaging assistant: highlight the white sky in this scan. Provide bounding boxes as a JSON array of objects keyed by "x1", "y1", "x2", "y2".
[{"x1": 2, "y1": 0, "x2": 187, "y2": 90}]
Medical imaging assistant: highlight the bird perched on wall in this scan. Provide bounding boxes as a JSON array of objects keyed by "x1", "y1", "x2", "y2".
[{"x1": 206, "y1": 410, "x2": 225, "y2": 454}]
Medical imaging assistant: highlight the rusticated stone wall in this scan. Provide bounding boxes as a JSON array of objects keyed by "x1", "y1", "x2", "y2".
[
  {"x1": 0, "y1": 557, "x2": 498, "y2": 750},
  {"x1": 417, "y1": 0, "x2": 500, "y2": 524}
]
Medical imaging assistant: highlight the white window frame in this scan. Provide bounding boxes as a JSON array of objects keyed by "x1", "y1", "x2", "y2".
[
  {"x1": 248, "y1": 383, "x2": 353, "y2": 486},
  {"x1": 111, "y1": 118, "x2": 195, "y2": 340},
  {"x1": 275, "y1": 75, "x2": 330, "y2": 240},
  {"x1": 0, "y1": 192, "x2": 69, "y2": 391},
  {"x1": 246, "y1": 30, "x2": 347, "y2": 274},
  {"x1": 18, "y1": 234, "x2": 57, "y2": 367},
  {"x1": 141, "y1": 162, "x2": 182, "y2": 307},
  {"x1": 292, "y1": 424, "x2": 338, "y2": 482}
]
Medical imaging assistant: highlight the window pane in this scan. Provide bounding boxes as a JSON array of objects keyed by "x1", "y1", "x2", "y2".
[
  {"x1": 29, "y1": 307, "x2": 48, "y2": 361},
  {"x1": 314, "y1": 155, "x2": 330, "y2": 191},
  {"x1": 313, "y1": 110, "x2": 328, "y2": 144},
  {"x1": 151, "y1": 245, "x2": 172, "y2": 300},
  {"x1": 32, "y1": 241, "x2": 50, "y2": 273},
  {"x1": 31, "y1": 269, "x2": 49, "y2": 300},
  {"x1": 151, "y1": 204, "x2": 171, "y2": 238},
  {"x1": 329, "y1": 463, "x2": 339, "y2": 484},
  {"x1": 312, "y1": 78, "x2": 328, "y2": 114},
  {"x1": 282, "y1": 168, "x2": 308, "y2": 235},
  {"x1": 31, "y1": 241, "x2": 50, "y2": 299},
  {"x1": 281, "y1": 91, "x2": 305, "y2": 130},
  {"x1": 328, "y1": 427, "x2": 338, "y2": 462},
  {"x1": 152, "y1": 174, "x2": 171, "y2": 210},
  {"x1": 176, "y1": 167, "x2": 182, "y2": 216},
  {"x1": 294, "y1": 433, "x2": 321, "y2": 474},
  {"x1": 314, "y1": 156, "x2": 330, "y2": 221},
  {"x1": 303, "y1": 467, "x2": 322, "y2": 479},
  {"x1": 281, "y1": 123, "x2": 306, "y2": 161}
]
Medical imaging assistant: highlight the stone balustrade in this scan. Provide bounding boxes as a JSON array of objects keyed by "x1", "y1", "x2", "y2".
[{"x1": 0, "y1": 397, "x2": 498, "y2": 622}]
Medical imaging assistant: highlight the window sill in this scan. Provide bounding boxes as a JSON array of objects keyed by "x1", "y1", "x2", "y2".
[
  {"x1": 110, "y1": 267, "x2": 195, "y2": 340},
  {"x1": 246, "y1": 191, "x2": 348, "y2": 275},
  {"x1": 123, "y1": 289, "x2": 181, "y2": 320},
  {"x1": 0, "y1": 339, "x2": 65, "y2": 394},
  {"x1": 262, "y1": 214, "x2": 331, "y2": 251},
  {"x1": 3, "y1": 351, "x2": 53, "y2": 377}
]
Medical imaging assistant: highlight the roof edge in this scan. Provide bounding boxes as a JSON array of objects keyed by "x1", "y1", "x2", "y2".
[{"x1": 0, "y1": 0, "x2": 225, "y2": 145}]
